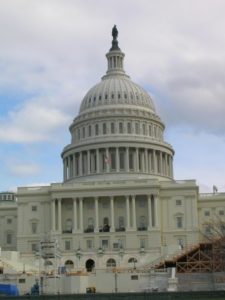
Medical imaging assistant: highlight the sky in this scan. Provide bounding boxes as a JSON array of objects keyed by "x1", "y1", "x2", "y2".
[{"x1": 0, "y1": 0, "x2": 225, "y2": 193}]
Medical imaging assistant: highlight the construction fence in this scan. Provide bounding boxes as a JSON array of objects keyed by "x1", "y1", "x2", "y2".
[{"x1": 2, "y1": 291, "x2": 225, "y2": 300}]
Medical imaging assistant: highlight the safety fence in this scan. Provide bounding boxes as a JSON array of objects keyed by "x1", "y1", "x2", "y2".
[{"x1": 2, "y1": 291, "x2": 225, "y2": 300}]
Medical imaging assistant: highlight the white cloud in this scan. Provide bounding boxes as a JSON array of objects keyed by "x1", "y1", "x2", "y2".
[
  {"x1": 0, "y1": 0, "x2": 225, "y2": 191},
  {"x1": 8, "y1": 162, "x2": 41, "y2": 177}
]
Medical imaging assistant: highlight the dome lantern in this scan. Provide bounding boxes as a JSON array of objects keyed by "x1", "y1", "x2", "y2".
[{"x1": 103, "y1": 25, "x2": 128, "y2": 79}]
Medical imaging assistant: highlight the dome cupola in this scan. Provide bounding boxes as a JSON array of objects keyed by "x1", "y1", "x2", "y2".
[
  {"x1": 79, "y1": 25, "x2": 155, "y2": 114},
  {"x1": 62, "y1": 26, "x2": 174, "y2": 183}
]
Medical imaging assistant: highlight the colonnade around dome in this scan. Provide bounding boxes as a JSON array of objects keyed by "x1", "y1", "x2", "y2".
[{"x1": 63, "y1": 146, "x2": 173, "y2": 181}]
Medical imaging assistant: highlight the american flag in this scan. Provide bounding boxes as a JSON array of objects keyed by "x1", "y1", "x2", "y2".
[{"x1": 104, "y1": 155, "x2": 110, "y2": 164}]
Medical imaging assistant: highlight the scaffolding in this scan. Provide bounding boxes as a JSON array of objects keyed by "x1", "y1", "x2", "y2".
[{"x1": 153, "y1": 238, "x2": 225, "y2": 273}]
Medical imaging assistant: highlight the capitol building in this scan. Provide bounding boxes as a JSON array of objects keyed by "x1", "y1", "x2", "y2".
[{"x1": 1, "y1": 27, "x2": 225, "y2": 286}]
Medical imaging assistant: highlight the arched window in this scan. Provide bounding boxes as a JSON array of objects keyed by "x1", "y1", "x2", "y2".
[
  {"x1": 44, "y1": 260, "x2": 53, "y2": 267},
  {"x1": 106, "y1": 258, "x2": 116, "y2": 267},
  {"x1": 86, "y1": 259, "x2": 95, "y2": 272},
  {"x1": 65, "y1": 260, "x2": 74, "y2": 270},
  {"x1": 128, "y1": 257, "x2": 137, "y2": 268}
]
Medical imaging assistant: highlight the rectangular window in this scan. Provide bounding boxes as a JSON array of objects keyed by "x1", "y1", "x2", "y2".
[
  {"x1": 113, "y1": 242, "x2": 119, "y2": 249},
  {"x1": 176, "y1": 216, "x2": 183, "y2": 228},
  {"x1": 140, "y1": 238, "x2": 146, "y2": 248},
  {"x1": 111, "y1": 122, "x2": 115, "y2": 134},
  {"x1": 119, "y1": 122, "x2": 123, "y2": 133},
  {"x1": 204, "y1": 211, "x2": 210, "y2": 216},
  {"x1": 6, "y1": 233, "x2": 12, "y2": 244},
  {"x1": 103, "y1": 123, "x2": 107, "y2": 134},
  {"x1": 154, "y1": 126, "x2": 157, "y2": 137},
  {"x1": 19, "y1": 279, "x2": 26, "y2": 284},
  {"x1": 127, "y1": 122, "x2": 131, "y2": 134},
  {"x1": 205, "y1": 226, "x2": 211, "y2": 235},
  {"x1": 88, "y1": 125, "x2": 92, "y2": 137},
  {"x1": 119, "y1": 151, "x2": 125, "y2": 170},
  {"x1": 95, "y1": 124, "x2": 99, "y2": 136},
  {"x1": 32, "y1": 206, "x2": 37, "y2": 212},
  {"x1": 65, "y1": 240, "x2": 71, "y2": 251},
  {"x1": 176, "y1": 200, "x2": 182, "y2": 206},
  {"x1": 31, "y1": 243, "x2": 38, "y2": 252},
  {"x1": 82, "y1": 127, "x2": 85, "y2": 138},
  {"x1": 219, "y1": 210, "x2": 224, "y2": 216},
  {"x1": 87, "y1": 239, "x2": 94, "y2": 249},
  {"x1": 129, "y1": 152, "x2": 134, "y2": 170},
  {"x1": 32, "y1": 223, "x2": 37, "y2": 234},
  {"x1": 135, "y1": 123, "x2": 139, "y2": 134},
  {"x1": 142, "y1": 124, "x2": 146, "y2": 135},
  {"x1": 131, "y1": 275, "x2": 138, "y2": 280},
  {"x1": 7, "y1": 218, "x2": 12, "y2": 224},
  {"x1": 102, "y1": 239, "x2": 109, "y2": 249},
  {"x1": 110, "y1": 151, "x2": 116, "y2": 170}
]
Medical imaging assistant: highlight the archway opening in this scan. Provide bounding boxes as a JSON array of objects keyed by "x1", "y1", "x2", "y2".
[
  {"x1": 65, "y1": 260, "x2": 74, "y2": 270},
  {"x1": 106, "y1": 258, "x2": 116, "y2": 268},
  {"x1": 85, "y1": 259, "x2": 95, "y2": 272}
]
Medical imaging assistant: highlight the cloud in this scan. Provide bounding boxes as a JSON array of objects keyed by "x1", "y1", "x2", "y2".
[
  {"x1": 0, "y1": 95, "x2": 72, "y2": 143},
  {"x1": 8, "y1": 162, "x2": 41, "y2": 177},
  {"x1": 0, "y1": 0, "x2": 225, "y2": 192}
]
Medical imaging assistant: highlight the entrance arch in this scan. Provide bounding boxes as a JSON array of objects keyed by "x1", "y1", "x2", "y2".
[{"x1": 85, "y1": 259, "x2": 95, "y2": 272}]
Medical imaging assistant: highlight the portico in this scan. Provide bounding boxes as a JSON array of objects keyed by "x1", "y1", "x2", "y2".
[{"x1": 50, "y1": 193, "x2": 159, "y2": 234}]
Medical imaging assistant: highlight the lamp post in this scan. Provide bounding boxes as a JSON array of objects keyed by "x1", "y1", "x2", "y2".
[
  {"x1": 114, "y1": 271, "x2": 118, "y2": 293},
  {"x1": 75, "y1": 247, "x2": 82, "y2": 270}
]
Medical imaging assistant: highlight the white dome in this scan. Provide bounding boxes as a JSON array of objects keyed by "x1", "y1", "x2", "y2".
[
  {"x1": 79, "y1": 75, "x2": 155, "y2": 113},
  {"x1": 62, "y1": 26, "x2": 174, "y2": 184}
]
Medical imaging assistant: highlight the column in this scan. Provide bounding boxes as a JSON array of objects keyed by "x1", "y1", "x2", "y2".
[
  {"x1": 141, "y1": 150, "x2": 145, "y2": 172},
  {"x1": 63, "y1": 159, "x2": 67, "y2": 181},
  {"x1": 79, "y1": 152, "x2": 82, "y2": 176},
  {"x1": 94, "y1": 197, "x2": 99, "y2": 232},
  {"x1": 126, "y1": 196, "x2": 130, "y2": 230},
  {"x1": 96, "y1": 149, "x2": 100, "y2": 173},
  {"x1": 73, "y1": 198, "x2": 77, "y2": 233},
  {"x1": 153, "y1": 150, "x2": 157, "y2": 173},
  {"x1": 164, "y1": 154, "x2": 168, "y2": 176},
  {"x1": 110, "y1": 196, "x2": 115, "y2": 232},
  {"x1": 147, "y1": 195, "x2": 152, "y2": 230},
  {"x1": 132, "y1": 195, "x2": 137, "y2": 230},
  {"x1": 170, "y1": 156, "x2": 174, "y2": 178},
  {"x1": 106, "y1": 148, "x2": 110, "y2": 172},
  {"x1": 125, "y1": 147, "x2": 129, "y2": 172},
  {"x1": 73, "y1": 154, "x2": 76, "y2": 178},
  {"x1": 51, "y1": 199, "x2": 56, "y2": 232},
  {"x1": 68, "y1": 156, "x2": 71, "y2": 179},
  {"x1": 116, "y1": 148, "x2": 119, "y2": 172},
  {"x1": 79, "y1": 198, "x2": 83, "y2": 232},
  {"x1": 145, "y1": 149, "x2": 148, "y2": 173},
  {"x1": 135, "y1": 148, "x2": 139, "y2": 172},
  {"x1": 58, "y1": 199, "x2": 62, "y2": 233},
  {"x1": 159, "y1": 152, "x2": 163, "y2": 174},
  {"x1": 154, "y1": 195, "x2": 159, "y2": 228},
  {"x1": 87, "y1": 150, "x2": 91, "y2": 175}
]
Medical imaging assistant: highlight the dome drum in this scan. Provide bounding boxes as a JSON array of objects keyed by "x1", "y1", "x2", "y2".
[{"x1": 62, "y1": 143, "x2": 174, "y2": 183}]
